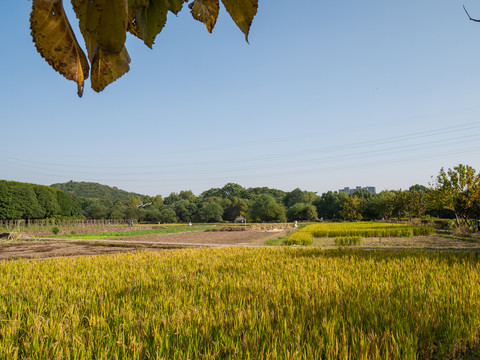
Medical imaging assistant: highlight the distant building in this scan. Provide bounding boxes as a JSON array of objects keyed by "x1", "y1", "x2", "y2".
[{"x1": 339, "y1": 186, "x2": 376, "y2": 195}]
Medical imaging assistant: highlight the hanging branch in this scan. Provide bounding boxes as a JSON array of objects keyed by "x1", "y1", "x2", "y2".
[{"x1": 464, "y1": 5, "x2": 480, "y2": 22}]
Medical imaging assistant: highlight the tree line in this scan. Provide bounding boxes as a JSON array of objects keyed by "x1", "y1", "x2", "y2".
[{"x1": 1, "y1": 164, "x2": 479, "y2": 229}]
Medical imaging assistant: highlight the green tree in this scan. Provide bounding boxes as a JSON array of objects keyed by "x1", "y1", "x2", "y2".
[
  {"x1": 84, "y1": 203, "x2": 109, "y2": 219},
  {"x1": 143, "y1": 208, "x2": 162, "y2": 223},
  {"x1": 34, "y1": 186, "x2": 60, "y2": 218},
  {"x1": 11, "y1": 183, "x2": 44, "y2": 219},
  {"x1": 158, "y1": 208, "x2": 178, "y2": 223},
  {"x1": 249, "y1": 194, "x2": 286, "y2": 222},
  {"x1": 164, "y1": 192, "x2": 181, "y2": 205},
  {"x1": 172, "y1": 200, "x2": 198, "y2": 222},
  {"x1": 283, "y1": 188, "x2": 304, "y2": 208},
  {"x1": 429, "y1": 164, "x2": 480, "y2": 227},
  {"x1": 286, "y1": 203, "x2": 318, "y2": 222},
  {"x1": 221, "y1": 183, "x2": 246, "y2": 198},
  {"x1": 314, "y1": 191, "x2": 347, "y2": 220},
  {"x1": 179, "y1": 190, "x2": 197, "y2": 202},
  {"x1": 364, "y1": 191, "x2": 396, "y2": 220},
  {"x1": 199, "y1": 202, "x2": 224, "y2": 222},
  {"x1": 340, "y1": 195, "x2": 365, "y2": 221},
  {"x1": 109, "y1": 204, "x2": 127, "y2": 219},
  {"x1": 56, "y1": 190, "x2": 80, "y2": 217},
  {"x1": 223, "y1": 196, "x2": 249, "y2": 221}
]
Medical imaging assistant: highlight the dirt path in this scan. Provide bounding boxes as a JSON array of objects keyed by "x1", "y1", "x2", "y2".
[
  {"x1": 2, "y1": 228, "x2": 479, "y2": 261},
  {"x1": 0, "y1": 229, "x2": 288, "y2": 261}
]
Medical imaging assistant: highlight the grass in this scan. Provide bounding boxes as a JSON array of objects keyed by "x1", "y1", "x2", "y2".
[
  {"x1": 45, "y1": 226, "x2": 214, "y2": 239},
  {"x1": 265, "y1": 236, "x2": 287, "y2": 246},
  {"x1": 439, "y1": 233, "x2": 480, "y2": 244},
  {"x1": 1, "y1": 248, "x2": 480, "y2": 359}
]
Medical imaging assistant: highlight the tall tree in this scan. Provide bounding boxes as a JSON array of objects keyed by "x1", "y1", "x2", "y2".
[
  {"x1": 249, "y1": 194, "x2": 286, "y2": 222},
  {"x1": 429, "y1": 164, "x2": 480, "y2": 227},
  {"x1": 340, "y1": 195, "x2": 365, "y2": 221}
]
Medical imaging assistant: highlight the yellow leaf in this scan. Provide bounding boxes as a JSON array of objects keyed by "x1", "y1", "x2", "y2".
[
  {"x1": 127, "y1": 8, "x2": 143, "y2": 40},
  {"x1": 189, "y1": 0, "x2": 219, "y2": 33},
  {"x1": 90, "y1": 45, "x2": 131, "y2": 92},
  {"x1": 30, "y1": 0, "x2": 90, "y2": 97},
  {"x1": 221, "y1": 0, "x2": 257, "y2": 42},
  {"x1": 71, "y1": 0, "x2": 131, "y2": 92}
]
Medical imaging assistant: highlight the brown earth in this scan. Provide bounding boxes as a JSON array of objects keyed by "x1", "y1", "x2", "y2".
[
  {"x1": 0, "y1": 228, "x2": 288, "y2": 261},
  {"x1": 2, "y1": 227, "x2": 480, "y2": 261}
]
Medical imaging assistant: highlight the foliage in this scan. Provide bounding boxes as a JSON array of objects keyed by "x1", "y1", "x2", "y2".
[
  {"x1": 429, "y1": 164, "x2": 480, "y2": 228},
  {"x1": 51, "y1": 226, "x2": 60, "y2": 234},
  {"x1": 286, "y1": 203, "x2": 318, "y2": 222},
  {"x1": 364, "y1": 191, "x2": 396, "y2": 220},
  {"x1": 199, "y1": 201, "x2": 224, "y2": 222},
  {"x1": 393, "y1": 189, "x2": 427, "y2": 219},
  {"x1": 51, "y1": 180, "x2": 144, "y2": 203},
  {"x1": 249, "y1": 194, "x2": 286, "y2": 222},
  {"x1": 283, "y1": 188, "x2": 318, "y2": 208},
  {"x1": 158, "y1": 208, "x2": 178, "y2": 223},
  {"x1": 171, "y1": 200, "x2": 198, "y2": 222},
  {"x1": 340, "y1": 195, "x2": 365, "y2": 220},
  {"x1": 222, "y1": 196, "x2": 249, "y2": 221},
  {"x1": 284, "y1": 231, "x2": 313, "y2": 246},
  {"x1": 313, "y1": 191, "x2": 347, "y2": 220},
  {"x1": 1, "y1": 248, "x2": 480, "y2": 359},
  {"x1": 0, "y1": 180, "x2": 78, "y2": 220},
  {"x1": 30, "y1": 0, "x2": 258, "y2": 96}
]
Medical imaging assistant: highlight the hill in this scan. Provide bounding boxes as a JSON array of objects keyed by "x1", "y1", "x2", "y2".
[{"x1": 50, "y1": 181, "x2": 144, "y2": 202}]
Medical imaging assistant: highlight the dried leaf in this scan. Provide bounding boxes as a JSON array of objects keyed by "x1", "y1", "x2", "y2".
[
  {"x1": 189, "y1": 0, "x2": 219, "y2": 33},
  {"x1": 30, "y1": 0, "x2": 89, "y2": 97},
  {"x1": 221, "y1": 0, "x2": 257, "y2": 42}
]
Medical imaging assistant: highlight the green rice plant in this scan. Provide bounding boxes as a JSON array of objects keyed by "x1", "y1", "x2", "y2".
[
  {"x1": 334, "y1": 236, "x2": 361, "y2": 246},
  {"x1": 285, "y1": 231, "x2": 313, "y2": 246},
  {"x1": 0, "y1": 248, "x2": 479, "y2": 359},
  {"x1": 47, "y1": 225, "x2": 214, "y2": 239}
]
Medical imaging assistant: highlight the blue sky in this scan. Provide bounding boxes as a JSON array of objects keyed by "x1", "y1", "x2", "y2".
[{"x1": 1, "y1": 0, "x2": 480, "y2": 196}]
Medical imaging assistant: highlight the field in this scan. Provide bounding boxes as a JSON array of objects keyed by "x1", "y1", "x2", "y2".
[
  {"x1": 0, "y1": 225, "x2": 282, "y2": 260},
  {"x1": 1, "y1": 247, "x2": 480, "y2": 359},
  {"x1": 2, "y1": 222, "x2": 480, "y2": 359},
  {"x1": 297, "y1": 222, "x2": 435, "y2": 238}
]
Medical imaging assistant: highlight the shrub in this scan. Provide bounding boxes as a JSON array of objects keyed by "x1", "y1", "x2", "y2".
[
  {"x1": 433, "y1": 219, "x2": 453, "y2": 230},
  {"x1": 52, "y1": 226, "x2": 60, "y2": 235}
]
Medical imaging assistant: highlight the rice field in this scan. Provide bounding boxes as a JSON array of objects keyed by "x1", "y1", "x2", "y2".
[
  {"x1": 298, "y1": 222, "x2": 434, "y2": 239},
  {"x1": 47, "y1": 226, "x2": 215, "y2": 239},
  {"x1": 1, "y1": 247, "x2": 480, "y2": 359}
]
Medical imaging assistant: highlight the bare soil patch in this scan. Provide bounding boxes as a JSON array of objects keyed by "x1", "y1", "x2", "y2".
[
  {"x1": 0, "y1": 228, "x2": 287, "y2": 261},
  {"x1": 111, "y1": 228, "x2": 284, "y2": 245},
  {"x1": 0, "y1": 241, "x2": 141, "y2": 260},
  {"x1": 2, "y1": 228, "x2": 479, "y2": 261}
]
